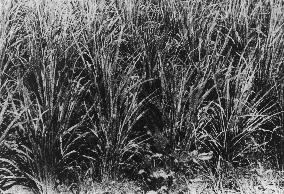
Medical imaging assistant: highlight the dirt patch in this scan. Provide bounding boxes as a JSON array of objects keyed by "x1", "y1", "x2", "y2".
[{"x1": 3, "y1": 185, "x2": 34, "y2": 194}]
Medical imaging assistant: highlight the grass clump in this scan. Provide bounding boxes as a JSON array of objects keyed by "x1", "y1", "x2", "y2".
[{"x1": 0, "y1": 0, "x2": 284, "y2": 193}]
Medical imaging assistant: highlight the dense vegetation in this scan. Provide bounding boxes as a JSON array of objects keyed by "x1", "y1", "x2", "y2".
[{"x1": 0, "y1": 0, "x2": 283, "y2": 193}]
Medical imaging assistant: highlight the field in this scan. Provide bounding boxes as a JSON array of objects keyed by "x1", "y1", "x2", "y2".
[{"x1": 0, "y1": 0, "x2": 284, "y2": 193}]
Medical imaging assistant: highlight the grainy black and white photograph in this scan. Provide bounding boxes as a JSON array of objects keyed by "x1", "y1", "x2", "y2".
[{"x1": 0, "y1": 0, "x2": 283, "y2": 193}]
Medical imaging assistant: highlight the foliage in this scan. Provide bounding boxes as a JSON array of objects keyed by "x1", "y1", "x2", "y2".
[{"x1": 0, "y1": 0, "x2": 283, "y2": 193}]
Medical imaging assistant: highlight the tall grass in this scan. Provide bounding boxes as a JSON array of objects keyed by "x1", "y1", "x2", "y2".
[
  {"x1": 0, "y1": 0, "x2": 284, "y2": 193},
  {"x1": 0, "y1": 1, "x2": 95, "y2": 193}
]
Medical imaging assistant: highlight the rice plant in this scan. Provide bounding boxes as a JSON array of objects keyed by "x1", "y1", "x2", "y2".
[
  {"x1": 0, "y1": 0, "x2": 284, "y2": 193},
  {"x1": 0, "y1": 1, "x2": 95, "y2": 193}
]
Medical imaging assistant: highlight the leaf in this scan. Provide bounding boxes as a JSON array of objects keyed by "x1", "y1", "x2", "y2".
[
  {"x1": 138, "y1": 169, "x2": 146, "y2": 174},
  {"x1": 197, "y1": 151, "x2": 213, "y2": 161}
]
